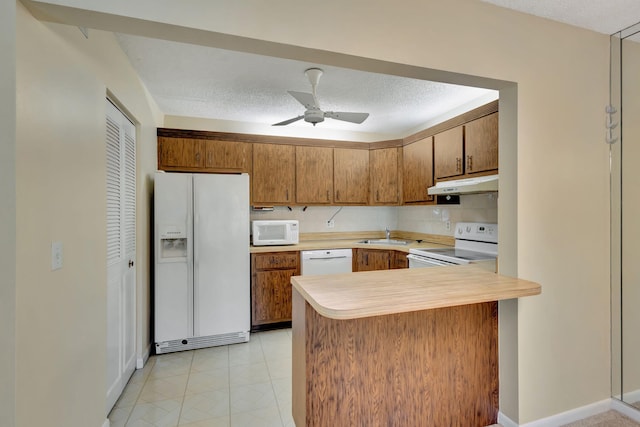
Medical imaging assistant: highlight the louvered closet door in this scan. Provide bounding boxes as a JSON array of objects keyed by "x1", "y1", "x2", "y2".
[{"x1": 105, "y1": 99, "x2": 136, "y2": 415}]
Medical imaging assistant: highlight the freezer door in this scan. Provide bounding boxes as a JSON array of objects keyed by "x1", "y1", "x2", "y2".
[
  {"x1": 154, "y1": 172, "x2": 193, "y2": 342},
  {"x1": 193, "y1": 174, "x2": 250, "y2": 336}
]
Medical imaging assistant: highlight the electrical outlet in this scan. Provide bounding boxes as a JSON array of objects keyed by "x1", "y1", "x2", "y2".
[
  {"x1": 445, "y1": 221, "x2": 451, "y2": 231},
  {"x1": 327, "y1": 220, "x2": 335, "y2": 228}
]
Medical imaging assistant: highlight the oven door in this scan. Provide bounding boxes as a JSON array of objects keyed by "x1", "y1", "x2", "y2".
[{"x1": 407, "y1": 254, "x2": 459, "y2": 268}]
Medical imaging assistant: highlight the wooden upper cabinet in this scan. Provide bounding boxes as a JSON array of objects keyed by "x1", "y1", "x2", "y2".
[
  {"x1": 252, "y1": 143, "x2": 295, "y2": 205},
  {"x1": 158, "y1": 136, "x2": 252, "y2": 173},
  {"x1": 434, "y1": 126, "x2": 464, "y2": 179},
  {"x1": 334, "y1": 148, "x2": 369, "y2": 204},
  {"x1": 402, "y1": 137, "x2": 434, "y2": 203},
  {"x1": 158, "y1": 137, "x2": 205, "y2": 170},
  {"x1": 295, "y1": 146, "x2": 333, "y2": 204},
  {"x1": 204, "y1": 139, "x2": 252, "y2": 173},
  {"x1": 370, "y1": 147, "x2": 400, "y2": 205},
  {"x1": 464, "y1": 112, "x2": 498, "y2": 174}
]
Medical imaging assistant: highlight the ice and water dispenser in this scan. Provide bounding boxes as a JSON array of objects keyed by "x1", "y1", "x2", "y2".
[{"x1": 158, "y1": 225, "x2": 187, "y2": 262}]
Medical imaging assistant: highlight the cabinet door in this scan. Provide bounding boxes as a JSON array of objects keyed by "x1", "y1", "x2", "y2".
[
  {"x1": 392, "y1": 251, "x2": 409, "y2": 269},
  {"x1": 402, "y1": 137, "x2": 434, "y2": 203},
  {"x1": 296, "y1": 146, "x2": 333, "y2": 204},
  {"x1": 334, "y1": 148, "x2": 369, "y2": 204},
  {"x1": 158, "y1": 137, "x2": 204, "y2": 169},
  {"x1": 204, "y1": 140, "x2": 252, "y2": 173},
  {"x1": 433, "y1": 126, "x2": 464, "y2": 179},
  {"x1": 370, "y1": 148, "x2": 399, "y2": 205},
  {"x1": 253, "y1": 252, "x2": 299, "y2": 270},
  {"x1": 252, "y1": 143, "x2": 295, "y2": 204},
  {"x1": 252, "y1": 269, "x2": 296, "y2": 325},
  {"x1": 464, "y1": 113, "x2": 498, "y2": 174},
  {"x1": 354, "y1": 248, "x2": 391, "y2": 271}
]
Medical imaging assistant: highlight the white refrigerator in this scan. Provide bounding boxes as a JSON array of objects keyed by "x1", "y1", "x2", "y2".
[{"x1": 154, "y1": 172, "x2": 250, "y2": 354}]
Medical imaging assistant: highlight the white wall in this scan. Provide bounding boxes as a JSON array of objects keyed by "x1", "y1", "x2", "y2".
[
  {"x1": 251, "y1": 206, "x2": 398, "y2": 234},
  {"x1": 249, "y1": 195, "x2": 496, "y2": 236},
  {"x1": 18, "y1": 0, "x2": 611, "y2": 424},
  {"x1": 15, "y1": 2, "x2": 160, "y2": 426},
  {"x1": 398, "y1": 194, "x2": 498, "y2": 236},
  {"x1": 1, "y1": 2, "x2": 16, "y2": 426}
]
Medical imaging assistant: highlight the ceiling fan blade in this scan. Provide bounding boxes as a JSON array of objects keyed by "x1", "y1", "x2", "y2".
[
  {"x1": 324, "y1": 111, "x2": 370, "y2": 124},
  {"x1": 288, "y1": 91, "x2": 319, "y2": 110},
  {"x1": 272, "y1": 115, "x2": 304, "y2": 126}
]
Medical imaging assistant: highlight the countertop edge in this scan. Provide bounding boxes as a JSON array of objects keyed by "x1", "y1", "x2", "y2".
[{"x1": 291, "y1": 266, "x2": 541, "y2": 320}]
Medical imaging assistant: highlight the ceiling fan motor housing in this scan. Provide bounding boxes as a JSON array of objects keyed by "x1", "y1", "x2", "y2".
[{"x1": 304, "y1": 109, "x2": 325, "y2": 125}]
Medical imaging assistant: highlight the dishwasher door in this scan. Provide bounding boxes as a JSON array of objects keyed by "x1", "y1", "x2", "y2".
[{"x1": 301, "y1": 249, "x2": 353, "y2": 275}]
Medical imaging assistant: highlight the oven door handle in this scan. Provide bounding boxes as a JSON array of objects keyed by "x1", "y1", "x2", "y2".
[{"x1": 407, "y1": 254, "x2": 457, "y2": 266}]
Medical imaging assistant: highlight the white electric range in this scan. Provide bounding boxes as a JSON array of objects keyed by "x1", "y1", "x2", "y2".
[{"x1": 408, "y1": 222, "x2": 497, "y2": 271}]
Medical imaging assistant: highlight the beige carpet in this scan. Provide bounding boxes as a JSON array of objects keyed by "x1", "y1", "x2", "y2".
[{"x1": 561, "y1": 410, "x2": 640, "y2": 426}]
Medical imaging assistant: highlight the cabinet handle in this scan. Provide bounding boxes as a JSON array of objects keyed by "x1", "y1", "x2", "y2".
[
  {"x1": 336, "y1": 190, "x2": 340, "y2": 201},
  {"x1": 467, "y1": 155, "x2": 473, "y2": 171},
  {"x1": 286, "y1": 189, "x2": 289, "y2": 201},
  {"x1": 456, "y1": 157, "x2": 461, "y2": 172},
  {"x1": 327, "y1": 190, "x2": 330, "y2": 201},
  {"x1": 376, "y1": 190, "x2": 380, "y2": 201},
  {"x1": 365, "y1": 253, "x2": 369, "y2": 264}
]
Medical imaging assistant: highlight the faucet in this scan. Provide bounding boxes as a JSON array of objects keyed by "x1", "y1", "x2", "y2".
[{"x1": 385, "y1": 227, "x2": 390, "y2": 240}]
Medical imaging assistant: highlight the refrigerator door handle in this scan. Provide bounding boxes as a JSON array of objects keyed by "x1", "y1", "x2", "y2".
[{"x1": 192, "y1": 203, "x2": 199, "y2": 337}]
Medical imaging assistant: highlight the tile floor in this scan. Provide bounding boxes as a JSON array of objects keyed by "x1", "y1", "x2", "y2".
[{"x1": 108, "y1": 329, "x2": 294, "y2": 427}]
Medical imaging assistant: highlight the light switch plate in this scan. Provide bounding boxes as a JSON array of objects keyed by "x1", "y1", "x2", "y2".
[{"x1": 51, "y1": 241, "x2": 63, "y2": 270}]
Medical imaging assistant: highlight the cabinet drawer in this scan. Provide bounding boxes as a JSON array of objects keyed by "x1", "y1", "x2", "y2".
[{"x1": 254, "y1": 252, "x2": 299, "y2": 270}]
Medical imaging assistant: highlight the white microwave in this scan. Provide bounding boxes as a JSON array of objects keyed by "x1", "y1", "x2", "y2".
[{"x1": 252, "y1": 220, "x2": 299, "y2": 246}]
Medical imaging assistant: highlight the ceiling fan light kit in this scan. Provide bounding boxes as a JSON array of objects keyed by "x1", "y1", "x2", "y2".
[{"x1": 273, "y1": 67, "x2": 370, "y2": 127}]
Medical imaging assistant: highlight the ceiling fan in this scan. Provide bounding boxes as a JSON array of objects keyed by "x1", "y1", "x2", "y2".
[{"x1": 273, "y1": 68, "x2": 370, "y2": 127}]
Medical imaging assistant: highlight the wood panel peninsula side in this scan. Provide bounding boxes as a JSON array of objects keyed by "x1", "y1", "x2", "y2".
[{"x1": 291, "y1": 265, "x2": 541, "y2": 427}]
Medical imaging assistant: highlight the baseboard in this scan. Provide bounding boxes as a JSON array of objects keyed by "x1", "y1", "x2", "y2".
[
  {"x1": 102, "y1": 418, "x2": 110, "y2": 427},
  {"x1": 619, "y1": 388, "x2": 640, "y2": 405},
  {"x1": 498, "y1": 411, "x2": 518, "y2": 427},
  {"x1": 136, "y1": 343, "x2": 150, "y2": 369},
  {"x1": 611, "y1": 398, "x2": 640, "y2": 423},
  {"x1": 498, "y1": 399, "x2": 612, "y2": 427}
]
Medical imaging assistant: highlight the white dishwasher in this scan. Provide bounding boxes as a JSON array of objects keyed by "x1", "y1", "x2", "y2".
[{"x1": 301, "y1": 249, "x2": 353, "y2": 275}]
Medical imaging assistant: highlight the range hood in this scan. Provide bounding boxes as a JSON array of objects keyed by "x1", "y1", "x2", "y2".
[{"x1": 428, "y1": 174, "x2": 498, "y2": 195}]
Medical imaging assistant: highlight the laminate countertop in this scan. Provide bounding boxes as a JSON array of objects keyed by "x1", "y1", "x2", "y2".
[
  {"x1": 291, "y1": 265, "x2": 541, "y2": 320},
  {"x1": 249, "y1": 238, "x2": 451, "y2": 254}
]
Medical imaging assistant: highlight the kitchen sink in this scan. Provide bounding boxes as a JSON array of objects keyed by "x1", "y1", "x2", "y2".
[{"x1": 357, "y1": 239, "x2": 410, "y2": 245}]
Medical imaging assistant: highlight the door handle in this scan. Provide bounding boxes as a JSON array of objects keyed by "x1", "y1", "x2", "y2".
[{"x1": 128, "y1": 260, "x2": 134, "y2": 268}]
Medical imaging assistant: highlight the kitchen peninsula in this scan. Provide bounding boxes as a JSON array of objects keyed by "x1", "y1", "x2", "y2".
[{"x1": 291, "y1": 265, "x2": 541, "y2": 426}]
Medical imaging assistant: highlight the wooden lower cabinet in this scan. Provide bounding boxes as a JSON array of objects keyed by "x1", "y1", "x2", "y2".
[
  {"x1": 251, "y1": 251, "x2": 300, "y2": 329},
  {"x1": 392, "y1": 251, "x2": 409, "y2": 269},
  {"x1": 354, "y1": 248, "x2": 408, "y2": 271},
  {"x1": 353, "y1": 248, "x2": 392, "y2": 271},
  {"x1": 292, "y1": 292, "x2": 499, "y2": 427}
]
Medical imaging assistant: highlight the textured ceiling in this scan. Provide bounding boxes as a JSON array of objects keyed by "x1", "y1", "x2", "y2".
[
  {"x1": 116, "y1": 2, "x2": 640, "y2": 142},
  {"x1": 116, "y1": 34, "x2": 497, "y2": 142},
  {"x1": 481, "y1": 0, "x2": 640, "y2": 35}
]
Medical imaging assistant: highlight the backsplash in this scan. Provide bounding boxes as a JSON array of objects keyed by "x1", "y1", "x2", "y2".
[
  {"x1": 250, "y1": 193, "x2": 497, "y2": 236},
  {"x1": 397, "y1": 193, "x2": 498, "y2": 236}
]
